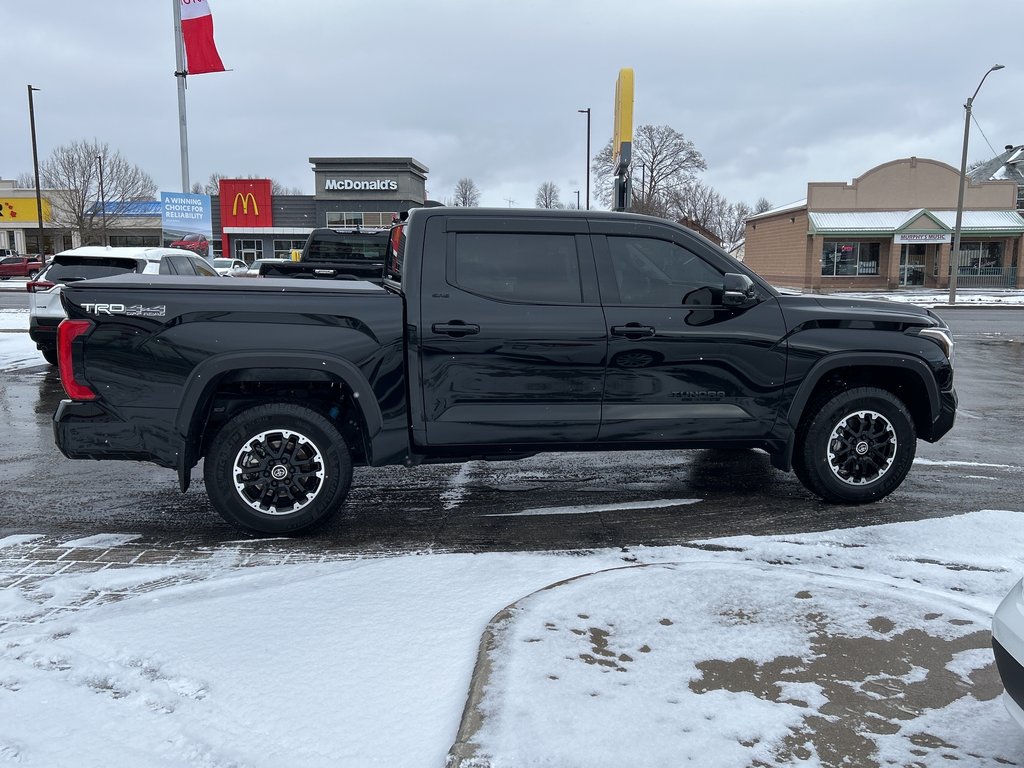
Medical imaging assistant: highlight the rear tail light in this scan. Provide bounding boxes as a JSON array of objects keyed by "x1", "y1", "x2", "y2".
[
  {"x1": 57, "y1": 319, "x2": 97, "y2": 401},
  {"x1": 27, "y1": 279, "x2": 55, "y2": 293}
]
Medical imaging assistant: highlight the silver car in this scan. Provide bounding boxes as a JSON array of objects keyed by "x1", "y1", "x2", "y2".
[{"x1": 28, "y1": 246, "x2": 219, "y2": 365}]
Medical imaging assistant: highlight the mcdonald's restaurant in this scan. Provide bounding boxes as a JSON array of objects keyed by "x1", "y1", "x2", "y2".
[
  {"x1": 1, "y1": 157, "x2": 432, "y2": 263},
  {"x1": 743, "y1": 157, "x2": 1024, "y2": 292},
  {"x1": 216, "y1": 157, "x2": 433, "y2": 263}
]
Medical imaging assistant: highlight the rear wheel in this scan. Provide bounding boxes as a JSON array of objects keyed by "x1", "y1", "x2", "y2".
[
  {"x1": 794, "y1": 387, "x2": 916, "y2": 504},
  {"x1": 203, "y1": 403, "x2": 353, "y2": 535},
  {"x1": 40, "y1": 347, "x2": 58, "y2": 366}
]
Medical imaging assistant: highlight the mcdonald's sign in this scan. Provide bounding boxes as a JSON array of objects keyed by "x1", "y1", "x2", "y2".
[
  {"x1": 232, "y1": 192, "x2": 259, "y2": 217},
  {"x1": 219, "y1": 179, "x2": 273, "y2": 228}
]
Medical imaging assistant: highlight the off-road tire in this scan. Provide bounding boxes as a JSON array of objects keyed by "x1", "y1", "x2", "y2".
[
  {"x1": 204, "y1": 403, "x2": 352, "y2": 535},
  {"x1": 794, "y1": 387, "x2": 916, "y2": 504}
]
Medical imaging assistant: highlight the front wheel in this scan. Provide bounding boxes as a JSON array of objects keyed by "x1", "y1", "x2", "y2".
[
  {"x1": 203, "y1": 403, "x2": 353, "y2": 535},
  {"x1": 794, "y1": 387, "x2": 916, "y2": 504}
]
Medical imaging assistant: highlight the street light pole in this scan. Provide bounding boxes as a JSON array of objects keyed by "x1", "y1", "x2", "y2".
[
  {"x1": 575, "y1": 190, "x2": 580, "y2": 210},
  {"x1": 577, "y1": 108, "x2": 591, "y2": 210},
  {"x1": 96, "y1": 155, "x2": 109, "y2": 246},
  {"x1": 949, "y1": 64, "x2": 1005, "y2": 305},
  {"x1": 27, "y1": 85, "x2": 45, "y2": 260}
]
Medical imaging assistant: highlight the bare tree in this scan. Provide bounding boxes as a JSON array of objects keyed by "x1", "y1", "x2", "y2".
[
  {"x1": 40, "y1": 139, "x2": 157, "y2": 243},
  {"x1": 15, "y1": 172, "x2": 35, "y2": 189},
  {"x1": 535, "y1": 182, "x2": 562, "y2": 209},
  {"x1": 593, "y1": 124, "x2": 707, "y2": 215},
  {"x1": 754, "y1": 196, "x2": 773, "y2": 214},
  {"x1": 452, "y1": 178, "x2": 481, "y2": 207},
  {"x1": 721, "y1": 201, "x2": 752, "y2": 246}
]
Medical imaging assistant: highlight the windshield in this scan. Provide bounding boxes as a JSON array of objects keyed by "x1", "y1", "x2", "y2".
[{"x1": 47, "y1": 255, "x2": 141, "y2": 282}]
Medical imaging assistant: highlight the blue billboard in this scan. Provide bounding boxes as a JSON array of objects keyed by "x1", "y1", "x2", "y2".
[{"x1": 160, "y1": 192, "x2": 213, "y2": 260}]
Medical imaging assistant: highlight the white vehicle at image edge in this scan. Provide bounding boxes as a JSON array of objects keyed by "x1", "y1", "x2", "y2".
[
  {"x1": 993, "y1": 577, "x2": 1024, "y2": 730},
  {"x1": 28, "y1": 245, "x2": 220, "y2": 365}
]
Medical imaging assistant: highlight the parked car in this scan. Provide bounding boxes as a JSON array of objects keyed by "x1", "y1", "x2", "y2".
[
  {"x1": 993, "y1": 578, "x2": 1024, "y2": 730},
  {"x1": 243, "y1": 258, "x2": 290, "y2": 277},
  {"x1": 0, "y1": 254, "x2": 44, "y2": 280},
  {"x1": 28, "y1": 245, "x2": 219, "y2": 365},
  {"x1": 168, "y1": 233, "x2": 210, "y2": 257},
  {"x1": 213, "y1": 258, "x2": 249, "y2": 277}
]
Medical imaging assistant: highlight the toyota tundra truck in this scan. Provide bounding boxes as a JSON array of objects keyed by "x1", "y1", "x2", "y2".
[{"x1": 52, "y1": 207, "x2": 957, "y2": 535}]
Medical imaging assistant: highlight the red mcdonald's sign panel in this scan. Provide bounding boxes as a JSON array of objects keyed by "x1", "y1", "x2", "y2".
[{"x1": 219, "y1": 179, "x2": 273, "y2": 228}]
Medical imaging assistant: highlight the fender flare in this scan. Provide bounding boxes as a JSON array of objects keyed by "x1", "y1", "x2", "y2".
[
  {"x1": 786, "y1": 351, "x2": 941, "y2": 431},
  {"x1": 174, "y1": 351, "x2": 384, "y2": 490}
]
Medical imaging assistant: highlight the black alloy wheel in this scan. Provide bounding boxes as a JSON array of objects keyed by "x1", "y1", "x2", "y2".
[
  {"x1": 794, "y1": 387, "x2": 916, "y2": 504},
  {"x1": 204, "y1": 403, "x2": 352, "y2": 535}
]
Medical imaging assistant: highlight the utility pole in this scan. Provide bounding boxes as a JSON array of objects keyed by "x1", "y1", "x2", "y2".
[
  {"x1": 96, "y1": 155, "x2": 109, "y2": 246},
  {"x1": 577, "y1": 108, "x2": 591, "y2": 210},
  {"x1": 27, "y1": 85, "x2": 45, "y2": 258}
]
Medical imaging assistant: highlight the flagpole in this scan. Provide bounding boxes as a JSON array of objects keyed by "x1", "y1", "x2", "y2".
[{"x1": 172, "y1": 0, "x2": 190, "y2": 192}]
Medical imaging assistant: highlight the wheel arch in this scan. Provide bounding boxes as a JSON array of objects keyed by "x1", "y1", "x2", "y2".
[
  {"x1": 175, "y1": 351, "x2": 384, "y2": 491},
  {"x1": 787, "y1": 353, "x2": 940, "y2": 439}
]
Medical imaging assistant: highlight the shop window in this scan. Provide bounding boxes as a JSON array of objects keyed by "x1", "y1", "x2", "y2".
[
  {"x1": 822, "y1": 241, "x2": 880, "y2": 277},
  {"x1": 234, "y1": 239, "x2": 263, "y2": 263},
  {"x1": 273, "y1": 239, "x2": 306, "y2": 259},
  {"x1": 110, "y1": 235, "x2": 160, "y2": 248},
  {"x1": 954, "y1": 242, "x2": 1003, "y2": 275},
  {"x1": 325, "y1": 211, "x2": 398, "y2": 229}
]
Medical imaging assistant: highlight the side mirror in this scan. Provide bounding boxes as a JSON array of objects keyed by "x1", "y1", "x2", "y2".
[{"x1": 722, "y1": 272, "x2": 757, "y2": 307}]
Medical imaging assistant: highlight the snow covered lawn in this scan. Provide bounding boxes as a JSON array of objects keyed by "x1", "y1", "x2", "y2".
[{"x1": 2, "y1": 511, "x2": 1023, "y2": 767}]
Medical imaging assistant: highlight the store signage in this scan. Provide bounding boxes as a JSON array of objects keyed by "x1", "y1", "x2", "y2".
[
  {"x1": 894, "y1": 233, "x2": 951, "y2": 244},
  {"x1": 324, "y1": 178, "x2": 399, "y2": 191},
  {"x1": 0, "y1": 198, "x2": 52, "y2": 223},
  {"x1": 219, "y1": 179, "x2": 273, "y2": 228}
]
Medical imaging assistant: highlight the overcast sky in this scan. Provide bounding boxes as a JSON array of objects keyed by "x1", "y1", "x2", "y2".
[{"x1": 3, "y1": 0, "x2": 1021, "y2": 211}]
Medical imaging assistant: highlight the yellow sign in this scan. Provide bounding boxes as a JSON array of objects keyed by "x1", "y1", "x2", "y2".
[
  {"x1": 613, "y1": 67, "x2": 634, "y2": 175},
  {"x1": 232, "y1": 192, "x2": 259, "y2": 216},
  {"x1": 0, "y1": 197, "x2": 52, "y2": 224}
]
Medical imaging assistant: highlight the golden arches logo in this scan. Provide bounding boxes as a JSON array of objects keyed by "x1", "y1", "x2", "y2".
[{"x1": 232, "y1": 192, "x2": 259, "y2": 216}]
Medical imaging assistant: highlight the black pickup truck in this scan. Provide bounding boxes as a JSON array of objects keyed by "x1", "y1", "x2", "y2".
[{"x1": 53, "y1": 207, "x2": 956, "y2": 535}]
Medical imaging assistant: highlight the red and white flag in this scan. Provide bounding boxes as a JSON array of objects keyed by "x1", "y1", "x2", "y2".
[{"x1": 180, "y1": 0, "x2": 225, "y2": 75}]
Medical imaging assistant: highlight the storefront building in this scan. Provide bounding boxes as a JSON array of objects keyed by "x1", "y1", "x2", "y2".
[
  {"x1": 2, "y1": 157, "x2": 431, "y2": 263},
  {"x1": 743, "y1": 157, "x2": 1024, "y2": 292},
  {"x1": 218, "y1": 157, "x2": 430, "y2": 263}
]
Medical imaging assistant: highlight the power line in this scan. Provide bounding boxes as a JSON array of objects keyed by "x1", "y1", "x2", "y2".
[{"x1": 970, "y1": 111, "x2": 999, "y2": 158}]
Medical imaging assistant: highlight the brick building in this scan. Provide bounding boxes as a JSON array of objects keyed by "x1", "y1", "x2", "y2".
[{"x1": 743, "y1": 157, "x2": 1024, "y2": 292}]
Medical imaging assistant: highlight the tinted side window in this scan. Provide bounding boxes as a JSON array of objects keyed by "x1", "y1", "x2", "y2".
[
  {"x1": 607, "y1": 236, "x2": 723, "y2": 305},
  {"x1": 0, "y1": 257, "x2": 18, "y2": 265},
  {"x1": 165, "y1": 255, "x2": 196, "y2": 275},
  {"x1": 452, "y1": 233, "x2": 582, "y2": 304}
]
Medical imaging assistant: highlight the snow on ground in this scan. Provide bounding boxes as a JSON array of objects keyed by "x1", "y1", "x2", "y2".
[
  {"x1": 0, "y1": 309, "x2": 42, "y2": 371},
  {"x1": 831, "y1": 289, "x2": 1024, "y2": 307},
  {"x1": 2, "y1": 512, "x2": 1023, "y2": 767}
]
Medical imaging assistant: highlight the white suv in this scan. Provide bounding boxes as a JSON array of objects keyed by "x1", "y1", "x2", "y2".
[{"x1": 28, "y1": 246, "x2": 220, "y2": 365}]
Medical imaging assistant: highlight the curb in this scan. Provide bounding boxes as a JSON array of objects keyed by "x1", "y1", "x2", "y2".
[{"x1": 445, "y1": 563, "x2": 651, "y2": 768}]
